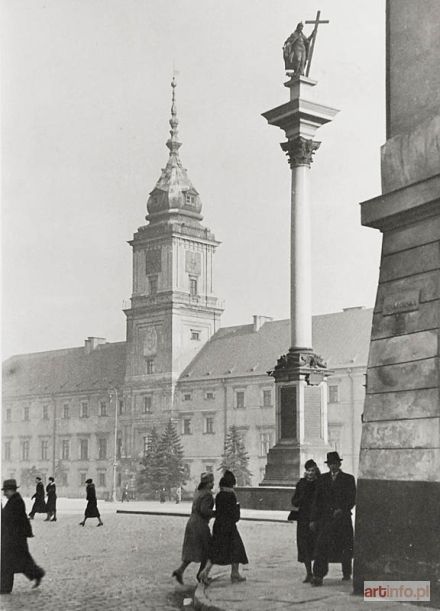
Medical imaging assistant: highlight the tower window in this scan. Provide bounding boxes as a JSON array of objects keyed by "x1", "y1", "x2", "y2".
[
  {"x1": 189, "y1": 277, "x2": 198, "y2": 296},
  {"x1": 191, "y1": 329, "x2": 201, "y2": 341},
  {"x1": 80, "y1": 401, "x2": 89, "y2": 418},
  {"x1": 146, "y1": 359, "x2": 155, "y2": 374},
  {"x1": 148, "y1": 275, "x2": 158, "y2": 295}
]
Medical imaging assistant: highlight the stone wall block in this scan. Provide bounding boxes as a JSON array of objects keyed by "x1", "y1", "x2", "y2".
[
  {"x1": 367, "y1": 358, "x2": 437, "y2": 394},
  {"x1": 361, "y1": 418, "x2": 439, "y2": 450},
  {"x1": 367, "y1": 330, "x2": 437, "y2": 368},
  {"x1": 374, "y1": 270, "x2": 440, "y2": 313},
  {"x1": 358, "y1": 448, "x2": 440, "y2": 481},
  {"x1": 383, "y1": 215, "x2": 440, "y2": 255},
  {"x1": 379, "y1": 242, "x2": 440, "y2": 283},
  {"x1": 364, "y1": 388, "x2": 439, "y2": 422},
  {"x1": 371, "y1": 301, "x2": 439, "y2": 339}
]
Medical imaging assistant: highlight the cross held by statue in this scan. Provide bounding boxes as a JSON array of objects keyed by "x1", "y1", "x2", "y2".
[{"x1": 304, "y1": 10, "x2": 329, "y2": 76}]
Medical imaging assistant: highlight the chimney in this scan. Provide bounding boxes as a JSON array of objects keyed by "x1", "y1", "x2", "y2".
[
  {"x1": 84, "y1": 337, "x2": 106, "y2": 354},
  {"x1": 253, "y1": 315, "x2": 273, "y2": 332}
]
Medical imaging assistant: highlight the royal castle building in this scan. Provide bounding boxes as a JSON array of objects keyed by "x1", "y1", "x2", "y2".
[{"x1": 2, "y1": 80, "x2": 372, "y2": 498}]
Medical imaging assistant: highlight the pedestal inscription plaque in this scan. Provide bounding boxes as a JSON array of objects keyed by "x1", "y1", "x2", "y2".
[{"x1": 280, "y1": 386, "x2": 297, "y2": 440}]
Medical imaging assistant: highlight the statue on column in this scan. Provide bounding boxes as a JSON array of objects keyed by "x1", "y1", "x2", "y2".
[{"x1": 283, "y1": 22, "x2": 312, "y2": 76}]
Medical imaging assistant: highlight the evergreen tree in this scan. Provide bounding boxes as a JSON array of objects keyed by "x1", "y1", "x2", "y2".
[
  {"x1": 157, "y1": 419, "x2": 186, "y2": 496},
  {"x1": 218, "y1": 425, "x2": 253, "y2": 486},
  {"x1": 137, "y1": 427, "x2": 161, "y2": 494}
]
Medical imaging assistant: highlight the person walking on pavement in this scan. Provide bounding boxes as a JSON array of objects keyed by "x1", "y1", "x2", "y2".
[
  {"x1": 121, "y1": 484, "x2": 129, "y2": 502},
  {"x1": 172, "y1": 472, "x2": 215, "y2": 585},
  {"x1": 79, "y1": 479, "x2": 103, "y2": 527},
  {"x1": 1, "y1": 479, "x2": 45, "y2": 594},
  {"x1": 199, "y1": 470, "x2": 248, "y2": 585},
  {"x1": 45, "y1": 477, "x2": 57, "y2": 522},
  {"x1": 291, "y1": 459, "x2": 320, "y2": 583},
  {"x1": 28, "y1": 477, "x2": 46, "y2": 520},
  {"x1": 309, "y1": 452, "x2": 356, "y2": 586}
]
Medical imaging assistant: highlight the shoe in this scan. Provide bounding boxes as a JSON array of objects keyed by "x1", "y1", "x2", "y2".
[
  {"x1": 32, "y1": 570, "x2": 45, "y2": 589},
  {"x1": 303, "y1": 574, "x2": 313, "y2": 583},
  {"x1": 97, "y1": 522, "x2": 103, "y2": 527},
  {"x1": 51, "y1": 518, "x2": 57, "y2": 522},
  {"x1": 311, "y1": 577, "x2": 323, "y2": 587},
  {"x1": 79, "y1": 522, "x2": 85, "y2": 526},
  {"x1": 172, "y1": 570, "x2": 183, "y2": 585},
  {"x1": 44, "y1": 519, "x2": 51, "y2": 522},
  {"x1": 231, "y1": 574, "x2": 246, "y2": 583}
]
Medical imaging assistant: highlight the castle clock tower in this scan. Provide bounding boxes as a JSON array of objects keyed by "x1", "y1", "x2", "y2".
[{"x1": 124, "y1": 78, "x2": 223, "y2": 425}]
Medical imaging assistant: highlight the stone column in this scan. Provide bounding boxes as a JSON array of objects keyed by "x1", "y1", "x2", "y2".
[
  {"x1": 260, "y1": 76, "x2": 338, "y2": 485},
  {"x1": 353, "y1": 1, "x2": 440, "y2": 603}
]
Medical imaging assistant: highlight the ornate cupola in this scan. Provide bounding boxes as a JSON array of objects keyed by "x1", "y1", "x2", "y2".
[{"x1": 147, "y1": 77, "x2": 203, "y2": 225}]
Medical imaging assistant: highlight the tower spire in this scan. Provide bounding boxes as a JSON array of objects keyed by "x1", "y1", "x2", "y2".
[{"x1": 166, "y1": 76, "x2": 181, "y2": 155}]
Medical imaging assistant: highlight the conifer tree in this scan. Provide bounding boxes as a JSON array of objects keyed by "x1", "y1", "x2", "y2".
[
  {"x1": 219, "y1": 425, "x2": 252, "y2": 486},
  {"x1": 157, "y1": 419, "x2": 186, "y2": 496},
  {"x1": 137, "y1": 427, "x2": 161, "y2": 494}
]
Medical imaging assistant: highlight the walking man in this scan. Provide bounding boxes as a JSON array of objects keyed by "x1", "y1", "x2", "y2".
[
  {"x1": 28, "y1": 477, "x2": 46, "y2": 519},
  {"x1": 45, "y1": 477, "x2": 57, "y2": 522},
  {"x1": 79, "y1": 479, "x2": 103, "y2": 527},
  {"x1": 1, "y1": 479, "x2": 45, "y2": 594},
  {"x1": 309, "y1": 452, "x2": 356, "y2": 586}
]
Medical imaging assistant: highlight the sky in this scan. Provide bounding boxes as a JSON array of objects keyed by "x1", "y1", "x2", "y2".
[{"x1": 1, "y1": 0, "x2": 385, "y2": 359}]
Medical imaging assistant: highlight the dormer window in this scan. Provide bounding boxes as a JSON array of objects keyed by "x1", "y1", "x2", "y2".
[{"x1": 185, "y1": 193, "x2": 196, "y2": 206}]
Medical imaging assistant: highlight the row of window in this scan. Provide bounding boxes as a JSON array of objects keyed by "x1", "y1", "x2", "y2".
[
  {"x1": 182, "y1": 389, "x2": 273, "y2": 408},
  {"x1": 3, "y1": 438, "x2": 112, "y2": 462},
  {"x1": 4, "y1": 400, "x2": 124, "y2": 423}
]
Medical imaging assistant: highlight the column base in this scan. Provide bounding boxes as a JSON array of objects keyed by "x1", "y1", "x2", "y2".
[{"x1": 261, "y1": 440, "x2": 331, "y2": 486}]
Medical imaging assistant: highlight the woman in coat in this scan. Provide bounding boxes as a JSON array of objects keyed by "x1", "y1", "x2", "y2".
[
  {"x1": 28, "y1": 477, "x2": 46, "y2": 519},
  {"x1": 172, "y1": 472, "x2": 215, "y2": 585},
  {"x1": 79, "y1": 479, "x2": 103, "y2": 527},
  {"x1": 291, "y1": 459, "x2": 320, "y2": 583},
  {"x1": 45, "y1": 477, "x2": 57, "y2": 522},
  {"x1": 199, "y1": 470, "x2": 248, "y2": 584}
]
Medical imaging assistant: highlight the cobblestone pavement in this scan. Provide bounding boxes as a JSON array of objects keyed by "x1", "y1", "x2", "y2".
[{"x1": 1, "y1": 512, "x2": 196, "y2": 611}]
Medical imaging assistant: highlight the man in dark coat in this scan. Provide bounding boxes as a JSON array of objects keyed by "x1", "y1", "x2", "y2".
[
  {"x1": 309, "y1": 452, "x2": 356, "y2": 586},
  {"x1": 28, "y1": 477, "x2": 46, "y2": 519},
  {"x1": 1, "y1": 479, "x2": 45, "y2": 594},
  {"x1": 45, "y1": 477, "x2": 57, "y2": 522}
]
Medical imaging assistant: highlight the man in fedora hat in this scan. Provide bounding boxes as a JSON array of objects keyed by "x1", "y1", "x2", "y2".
[
  {"x1": 1, "y1": 479, "x2": 45, "y2": 594},
  {"x1": 309, "y1": 452, "x2": 356, "y2": 586}
]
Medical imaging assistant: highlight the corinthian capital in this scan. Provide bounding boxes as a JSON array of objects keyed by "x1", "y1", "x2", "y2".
[{"x1": 280, "y1": 136, "x2": 321, "y2": 168}]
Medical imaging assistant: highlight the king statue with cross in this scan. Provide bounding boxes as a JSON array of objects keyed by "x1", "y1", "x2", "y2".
[{"x1": 283, "y1": 10, "x2": 329, "y2": 76}]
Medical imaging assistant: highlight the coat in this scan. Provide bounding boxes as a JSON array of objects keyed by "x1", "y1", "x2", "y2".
[
  {"x1": 210, "y1": 488, "x2": 248, "y2": 566},
  {"x1": 84, "y1": 483, "x2": 100, "y2": 518},
  {"x1": 310, "y1": 470, "x2": 356, "y2": 562},
  {"x1": 30, "y1": 481, "x2": 46, "y2": 513},
  {"x1": 292, "y1": 477, "x2": 317, "y2": 563},
  {"x1": 46, "y1": 482, "x2": 57, "y2": 512},
  {"x1": 1, "y1": 492, "x2": 35, "y2": 573},
  {"x1": 181, "y1": 488, "x2": 214, "y2": 563}
]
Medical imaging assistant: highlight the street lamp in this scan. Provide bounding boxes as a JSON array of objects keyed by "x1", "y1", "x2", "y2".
[{"x1": 108, "y1": 386, "x2": 119, "y2": 503}]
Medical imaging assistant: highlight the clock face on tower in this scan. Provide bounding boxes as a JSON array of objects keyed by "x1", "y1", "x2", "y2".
[{"x1": 143, "y1": 326, "x2": 157, "y2": 357}]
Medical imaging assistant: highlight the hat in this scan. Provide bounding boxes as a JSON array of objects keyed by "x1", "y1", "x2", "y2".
[
  {"x1": 200, "y1": 472, "x2": 214, "y2": 483},
  {"x1": 325, "y1": 451, "x2": 342, "y2": 464},
  {"x1": 85, "y1": 478, "x2": 93, "y2": 484},
  {"x1": 2, "y1": 479, "x2": 19, "y2": 491},
  {"x1": 304, "y1": 459, "x2": 317, "y2": 470}
]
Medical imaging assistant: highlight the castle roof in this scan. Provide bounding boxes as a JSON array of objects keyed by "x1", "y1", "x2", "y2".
[
  {"x1": 179, "y1": 307, "x2": 373, "y2": 381},
  {"x1": 2, "y1": 308, "x2": 373, "y2": 398},
  {"x1": 3, "y1": 341, "x2": 126, "y2": 398}
]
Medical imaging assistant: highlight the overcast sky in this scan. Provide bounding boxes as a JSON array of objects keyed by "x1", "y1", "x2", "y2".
[{"x1": 2, "y1": 0, "x2": 385, "y2": 358}]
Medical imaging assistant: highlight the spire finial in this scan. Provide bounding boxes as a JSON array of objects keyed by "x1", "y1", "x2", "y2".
[{"x1": 167, "y1": 74, "x2": 181, "y2": 154}]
